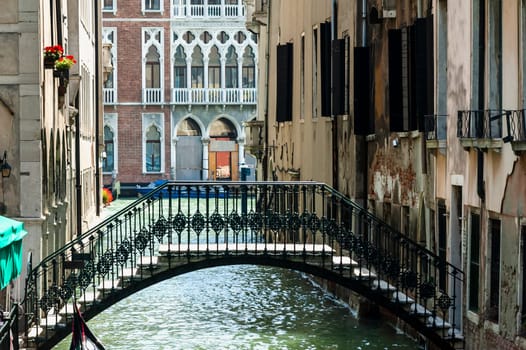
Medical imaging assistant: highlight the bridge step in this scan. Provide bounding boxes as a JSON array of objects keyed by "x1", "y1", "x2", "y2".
[
  {"x1": 332, "y1": 256, "x2": 358, "y2": 267},
  {"x1": 445, "y1": 328, "x2": 464, "y2": 341},
  {"x1": 352, "y1": 268, "x2": 377, "y2": 280},
  {"x1": 391, "y1": 291, "x2": 415, "y2": 305},
  {"x1": 410, "y1": 303, "x2": 433, "y2": 317},
  {"x1": 78, "y1": 290, "x2": 102, "y2": 304},
  {"x1": 97, "y1": 279, "x2": 123, "y2": 292},
  {"x1": 137, "y1": 255, "x2": 160, "y2": 267},
  {"x1": 158, "y1": 243, "x2": 334, "y2": 256},
  {"x1": 426, "y1": 315, "x2": 451, "y2": 329},
  {"x1": 371, "y1": 280, "x2": 396, "y2": 293}
]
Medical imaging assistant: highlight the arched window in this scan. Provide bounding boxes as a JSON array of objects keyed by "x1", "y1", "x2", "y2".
[
  {"x1": 208, "y1": 46, "x2": 220, "y2": 88},
  {"x1": 145, "y1": 46, "x2": 160, "y2": 88},
  {"x1": 191, "y1": 46, "x2": 204, "y2": 88},
  {"x1": 242, "y1": 46, "x2": 255, "y2": 88},
  {"x1": 145, "y1": 125, "x2": 161, "y2": 172},
  {"x1": 174, "y1": 46, "x2": 187, "y2": 88},
  {"x1": 225, "y1": 46, "x2": 238, "y2": 88},
  {"x1": 103, "y1": 125, "x2": 115, "y2": 173}
]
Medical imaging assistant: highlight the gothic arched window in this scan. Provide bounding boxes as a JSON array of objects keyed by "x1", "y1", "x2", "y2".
[
  {"x1": 225, "y1": 46, "x2": 238, "y2": 88},
  {"x1": 145, "y1": 46, "x2": 160, "y2": 88},
  {"x1": 174, "y1": 46, "x2": 187, "y2": 88},
  {"x1": 242, "y1": 46, "x2": 255, "y2": 88}
]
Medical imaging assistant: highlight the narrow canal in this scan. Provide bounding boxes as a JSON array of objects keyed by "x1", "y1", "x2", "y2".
[{"x1": 54, "y1": 198, "x2": 418, "y2": 349}]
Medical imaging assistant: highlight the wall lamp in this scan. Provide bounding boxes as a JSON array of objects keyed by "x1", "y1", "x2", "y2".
[{"x1": 1, "y1": 151, "x2": 11, "y2": 178}]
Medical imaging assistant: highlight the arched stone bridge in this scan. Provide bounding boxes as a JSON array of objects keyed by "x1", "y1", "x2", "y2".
[{"x1": 22, "y1": 181, "x2": 464, "y2": 349}]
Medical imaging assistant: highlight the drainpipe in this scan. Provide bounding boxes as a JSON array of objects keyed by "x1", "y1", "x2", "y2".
[
  {"x1": 417, "y1": 0, "x2": 423, "y2": 18},
  {"x1": 262, "y1": 0, "x2": 271, "y2": 181},
  {"x1": 477, "y1": 0, "x2": 485, "y2": 201},
  {"x1": 331, "y1": 0, "x2": 339, "y2": 190},
  {"x1": 360, "y1": 0, "x2": 368, "y2": 207},
  {"x1": 94, "y1": 0, "x2": 102, "y2": 216},
  {"x1": 75, "y1": 94, "x2": 82, "y2": 237},
  {"x1": 361, "y1": 0, "x2": 367, "y2": 46}
]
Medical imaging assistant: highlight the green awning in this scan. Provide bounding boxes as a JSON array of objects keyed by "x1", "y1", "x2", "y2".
[{"x1": 0, "y1": 216, "x2": 28, "y2": 290}]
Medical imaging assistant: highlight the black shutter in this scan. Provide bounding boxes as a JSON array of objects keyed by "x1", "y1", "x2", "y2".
[
  {"x1": 426, "y1": 15, "x2": 434, "y2": 126},
  {"x1": 320, "y1": 21, "x2": 332, "y2": 116},
  {"x1": 388, "y1": 29, "x2": 404, "y2": 131},
  {"x1": 354, "y1": 46, "x2": 370, "y2": 135},
  {"x1": 409, "y1": 24, "x2": 418, "y2": 131},
  {"x1": 276, "y1": 43, "x2": 293, "y2": 122},
  {"x1": 332, "y1": 39, "x2": 345, "y2": 115},
  {"x1": 414, "y1": 18, "x2": 428, "y2": 131}
]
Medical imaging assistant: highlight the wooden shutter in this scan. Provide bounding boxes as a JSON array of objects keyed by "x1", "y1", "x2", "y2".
[
  {"x1": 320, "y1": 22, "x2": 332, "y2": 116},
  {"x1": 388, "y1": 29, "x2": 404, "y2": 131},
  {"x1": 276, "y1": 43, "x2": 293, "y2": 122},
  {"x1": 414, "y1": 18, "x2": 429, "y2": 131},
  {"x1": 353, "y1": 46, "x2": 370, "y2": 135},
  {"x1": 332, "y1": 39, "x2": 345, "y2": 116}
]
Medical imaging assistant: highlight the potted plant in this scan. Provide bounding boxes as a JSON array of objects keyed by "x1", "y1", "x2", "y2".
[
  {"x1": 43, "y1": 45, "x2": 63, "y2": 69},
  {"x1": 54, "y1": 55, "x2": 76, "y2": 93}
]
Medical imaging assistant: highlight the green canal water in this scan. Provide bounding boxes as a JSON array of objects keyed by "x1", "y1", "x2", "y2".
[{"x1": 54, "y1": 198, "x2": 418, "y2": 350}]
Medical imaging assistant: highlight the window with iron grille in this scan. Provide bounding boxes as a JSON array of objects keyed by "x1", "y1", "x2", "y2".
[
  {"x1": 488, "y1": 218, "x2": 501, "y2": 323},
  {"x1": 469, "y1": 212, "x2": 481, "y2": 312}
]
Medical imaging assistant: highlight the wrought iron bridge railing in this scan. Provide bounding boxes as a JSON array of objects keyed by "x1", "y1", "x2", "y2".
[{"x1": 22, "y1": 181, "x2": 464, "y2": 350}]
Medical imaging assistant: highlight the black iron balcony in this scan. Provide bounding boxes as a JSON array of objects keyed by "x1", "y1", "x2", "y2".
[
  {"x1": 508, "y1": 109, "x2": 526, "y2": 154},
  {"x1": 424, "y1": 114, "x2": 447, "y2": 149},
  {"x1": 457, "y1": 110, "x2": 505, "y2": 150}
]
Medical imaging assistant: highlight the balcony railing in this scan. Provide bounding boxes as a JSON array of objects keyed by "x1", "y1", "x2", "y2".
[
  {"x1": 457, "y1": 110, "x2": 504, "y2": 150},
  {"x1": 143, "y1": 88, "x2": 163, "y2": 104},
  {"x1": 171, "y1": 87, "x2": 256, "y2": 105},
  {"x1": 424, "y1": 114, "x2": 447, "y2": 149},
  {"x1": 172, "y1": 2, "x2": 245, "y2": 18},
  {"x1": 103, "y1": 88, "x2": 116, "y2": 105},
  {"x1": 508, "y1": 110, "x2": 526, "y2": 153}
]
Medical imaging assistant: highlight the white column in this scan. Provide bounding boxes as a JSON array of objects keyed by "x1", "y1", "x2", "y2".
[
  {"x1": 186, "y1": 56, "x2": 192, "y2": 102},
  {"x1": 203, "y1": 57, "x2": 209, "y2": 102},
  {"x1": 202, "y1": 138, "x2": 209, "y2": 180},
  {"x1": 237, "y1": 55, "x2": 243, "y2": 102},
  {"x1": 220, "y1": 57, "x2": 226, "y2": 89}
]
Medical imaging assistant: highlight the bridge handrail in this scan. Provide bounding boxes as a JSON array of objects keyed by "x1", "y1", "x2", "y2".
[{"x1": 322, "y1": 184, "x2": 463, "y2": 275}]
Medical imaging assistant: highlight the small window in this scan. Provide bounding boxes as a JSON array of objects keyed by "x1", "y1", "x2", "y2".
[
  {"x1": 103, "y1": 0, "x2": 114, "y2": 11},
  {"x1": 103, "y1": 126, "x2": 115, "y2": 173},
  {"x1": 145, "y1": 126, "x2": 161, "y2": 172},
  {"x1": 144, "y1": 0, "x2": 160, "y2": 11}
]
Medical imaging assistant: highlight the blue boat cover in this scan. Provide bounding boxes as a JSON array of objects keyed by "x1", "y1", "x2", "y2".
[{"x1": 0, "y1": 216, "x2": 28, "y2": 290}]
